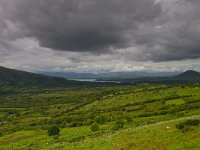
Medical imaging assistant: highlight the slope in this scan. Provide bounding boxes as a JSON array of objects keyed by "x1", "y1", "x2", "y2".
[{"x1": 0, "y1": 66, "x2": 81, "y2": 87}]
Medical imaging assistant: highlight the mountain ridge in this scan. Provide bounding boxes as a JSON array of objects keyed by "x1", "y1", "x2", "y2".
[
  {"x1": 96, "y1": 70, "x2": 200, "y2": 83},
  {"x1": 1, "y1": 66, "x2": 200, "y2": 87},
  {"x1": 0, "y1": 66, "x2": 81, "y2": 87}
]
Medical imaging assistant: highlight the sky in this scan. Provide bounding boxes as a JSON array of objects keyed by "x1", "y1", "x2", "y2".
[{"x1": 0, "y1": 0, "x2": 200, "y2": 73}]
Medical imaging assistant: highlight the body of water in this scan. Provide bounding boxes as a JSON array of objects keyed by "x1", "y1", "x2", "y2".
[{"x1": 71, "y1": 79, "x2": 122, "y2": 83}]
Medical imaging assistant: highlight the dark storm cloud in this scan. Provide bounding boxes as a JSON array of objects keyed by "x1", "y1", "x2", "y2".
[
  {"x1": 0, "y1": 0, "x2": 161, "y2": 52},
  {"x1": 132, "y1": 0, "x2": 200, "y2": 61},
  {"x1": 1, "y1": 0, "x2": 200, "y2": 62}
]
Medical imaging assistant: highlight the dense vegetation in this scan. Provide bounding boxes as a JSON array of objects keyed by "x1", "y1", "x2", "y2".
[{"x1": 0, "y1": 83, "x2": 200, "y2": 149}]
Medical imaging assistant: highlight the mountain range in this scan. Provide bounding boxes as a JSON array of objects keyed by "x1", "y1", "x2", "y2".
[
  {"x1": 40, "y1": 71, "x2": 179, "y2": 79},
  {"x1": 100, "y1": 70, "x2": 200, "y2": 83},
  {"x1": 0, "y1": 66, "x2": 200, "y2": 87}
]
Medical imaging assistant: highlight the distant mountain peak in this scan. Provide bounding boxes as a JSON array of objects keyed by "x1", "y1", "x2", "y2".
[
  {"x1": 182, "y1": 70, "x2": 200, "y2": 74},
  {"x1": 173, "y1": 70, "x2": 200, "y2": 80},
  {"x1": 178, "y1": 70, "x2": 200, "y2": 76}
]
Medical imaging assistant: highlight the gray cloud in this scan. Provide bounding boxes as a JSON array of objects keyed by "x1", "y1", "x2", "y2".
[
  {"x1": 133, "y1": 0, "x2": 200, "y2": 61},
  {"x1": 0, "y1": 0, "x2": 161, "y2": 52},
  {"x1": 0, "y1": 0, "x2": 200, "y2": 72}
]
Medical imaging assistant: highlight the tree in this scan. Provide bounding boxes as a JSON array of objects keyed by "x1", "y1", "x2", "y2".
[{"x1": 48, "y1": 126, "x2": 60, "y2": 136}]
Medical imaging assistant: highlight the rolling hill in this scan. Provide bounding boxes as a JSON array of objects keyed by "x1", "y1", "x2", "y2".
[
  {"x1": 0, "y1": 66, "x2": 82, "y2": 87},
  {"x1": 1, "y1": 66, "x2": 199, "y2": 88},
  {"x1": 0, "y1": 83, "x2": 200, "y2": 149}
]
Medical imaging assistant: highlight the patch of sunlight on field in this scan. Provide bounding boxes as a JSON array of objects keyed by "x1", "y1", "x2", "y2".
[{"x1": 165, "y1": 99, "x2": 185, "y2": 105}]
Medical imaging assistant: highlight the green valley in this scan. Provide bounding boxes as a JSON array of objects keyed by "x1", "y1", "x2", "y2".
[{"x1": 0, "y1": 83, "x2": 200, "y2": 149}]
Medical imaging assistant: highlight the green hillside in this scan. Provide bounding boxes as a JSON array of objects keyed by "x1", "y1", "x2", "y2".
[
  {"x1": 0, "y1": 66, "x2": 83, "y2": 88},
  {"x1": 0, "y1": 83, "x2": 200, "y2": 149}
]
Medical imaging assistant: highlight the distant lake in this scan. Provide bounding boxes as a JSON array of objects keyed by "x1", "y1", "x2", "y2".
[
  {"x1": 71, "y1": 79, "x2": 122, "y2": 83},
  {"x1": 71, "y1": 79, "x2": 96, "y2": 82}
]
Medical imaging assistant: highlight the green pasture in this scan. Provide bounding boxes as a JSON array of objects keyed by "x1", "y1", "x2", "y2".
[{"x1": 0, "y1": 84, "x2": 200, "y2": 149}]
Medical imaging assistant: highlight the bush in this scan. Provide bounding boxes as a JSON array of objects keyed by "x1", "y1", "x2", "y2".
[
  {"x1": 116, "y1": 120, "x2": 124, "y2": 128},
  {"x1": 48, "y1": 126, "x2": 60, "y2": 136},
  {"x1": 30, "y1": 122, "x2": 37, "y2": 126},
  {"x1": 176, "y1": 119, "x2": 200, "y2": 132},
  {"x1": 90, "y1": 123, "x2": 99, "y2": 132},
  {"x1": 111, "y1": 120, "x2": 125, "y2": 131},
  {"x1": 176, "y1": 122, "x2": 185, "y2": 130},
  {"x1": 184, "y1": 119, "x2": 200, "y2": 126}
]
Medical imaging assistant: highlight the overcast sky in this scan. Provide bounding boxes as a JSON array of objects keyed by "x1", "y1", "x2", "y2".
[{"x1": 0, "y1": 0, "x2": 200, "y2": 73}]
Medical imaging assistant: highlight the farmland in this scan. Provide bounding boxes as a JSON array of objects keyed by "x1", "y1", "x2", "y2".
[{"x1": 0, "y1": 83, "x2": 200, "y2": 149}]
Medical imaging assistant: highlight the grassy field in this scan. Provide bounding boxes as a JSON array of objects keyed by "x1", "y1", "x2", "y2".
[{"x1": 0, "y1": 83, "x2": 200, "y2": 149}]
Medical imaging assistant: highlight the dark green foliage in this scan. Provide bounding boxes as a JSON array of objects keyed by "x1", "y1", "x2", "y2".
[
  {"x1": 111, "y1": 120, "x2": 125, "y2": 131},
  {"x1": 126, "y1": 117, "x2": 133, "y2": 122},
  {"x1": 48, "y1": 126, "x2": 60, "y2": 136},
  {"x1": 116, "y1": 120, "x2": 124, "y2": 128},
  {"x1": 176, "y1": 123, "x2": 185, "y2": 130},
  {"x1": 90, "y1": 123, "x2": 99, "y2": 132},
  {"x1": 94, "y1": 115, "x2": 105, "y2": 124},
  {"x1": 184, "y1": 119, "x2": 200, "y2": 126},
  {"x1": 30, "y1": 123, "x2": 37, "y2": 126},
  {"x1": 176, "y1": 119, "x2": 200, "y2": 132}
]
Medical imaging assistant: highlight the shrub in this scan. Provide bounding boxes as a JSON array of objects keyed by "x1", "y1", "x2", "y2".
[
  {"x1": 184, "y1": 119, "x2": 200, "y2": 126},
  {"x1": 116, "y1": 120, "x2": 125, "y2": 128},
  {"x1": 30, "y1": 123, "x2": 37, "y2": 126},
  {"x1": 111, "y1": 120, "x2": 125, "y2": 131},
  {"x1": 176, "y1": 119, "x2": 200, "y2": 132},
  {"x1": 48, "y1": 126, "x2": 60, "y2": 136},
  {"x1": 176, "y1": 122, "x2": 185, "y2": 130},
  {"x1": 90, "y1": 123, "x2": 99, "y2": 132}
]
